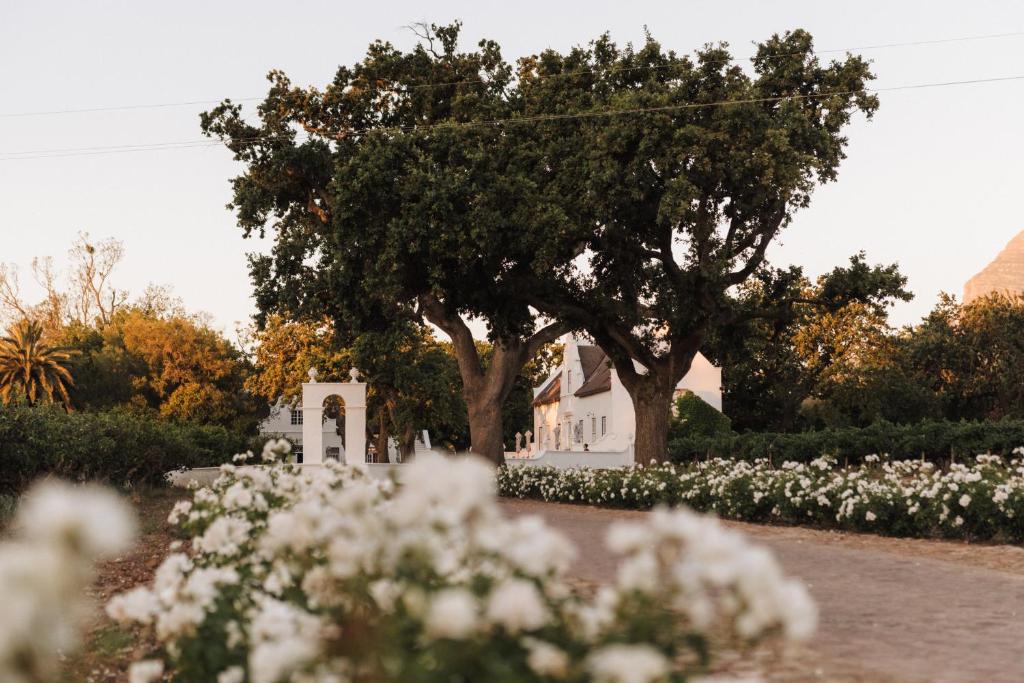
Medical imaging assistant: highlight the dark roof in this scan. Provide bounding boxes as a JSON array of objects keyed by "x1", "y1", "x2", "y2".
[
  {"x1": 577, "y1": 345, "x2": 606, "y2": 381},
  {"x1": 533, "y1": 344, "x2": 615, "y2": 406},
  {"x1": 574, "y1": 348, "x2": 612, "y2": 398},
  {"x1": 532, "y1": 374, "x2": 561, "y2": 406}
]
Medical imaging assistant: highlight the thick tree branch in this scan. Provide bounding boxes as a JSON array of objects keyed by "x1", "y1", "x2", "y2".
[{"x1": 417, "y1": 294, "x2": 483, "y2": 384}]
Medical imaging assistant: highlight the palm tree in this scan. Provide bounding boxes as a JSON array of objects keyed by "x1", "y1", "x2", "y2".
[{"x1": 0, "y1": 319, "x2": 74, "y2": 409}]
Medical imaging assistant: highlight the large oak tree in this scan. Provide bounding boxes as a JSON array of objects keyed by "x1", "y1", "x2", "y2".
[
  {"x1": 201, "y1": 23, "x2": 571, "y2": 464},
  {"x1": 516, "y1": 30, "x2": 903, "y2": 461}
]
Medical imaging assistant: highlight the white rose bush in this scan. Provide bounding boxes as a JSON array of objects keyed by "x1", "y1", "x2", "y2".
[
  {"x1": 106, "y1": 441, "x2": 815, "y2": 682},
  {"x1": 499, "y1": 452, "x2": 1024, "y2": 541},
  {"x1": 0, "y1": 481, "x2": 136, "y2": 682}
]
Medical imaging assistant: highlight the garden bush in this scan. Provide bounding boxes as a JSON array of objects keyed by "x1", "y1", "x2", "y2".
[
  {"x1": 0, "y1": 405, "x2": 246, "y2": 494},
  {"x1": 106, "y1": 444, "x2": 814, "y2": 682},
  {"x1": 669, "y1": 418, "x2": 1024, "y2": 466},
  {"x1": 499, "y1": 453, "x2": 1024, "y2": 542}
]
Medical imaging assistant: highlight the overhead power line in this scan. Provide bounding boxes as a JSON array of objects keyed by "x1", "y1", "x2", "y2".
[
  {"x1": 2, "y1": 29, "x2": 1024, "y2": 120},
  {"x1": 2, "y1": 73, "x2": 1024, "y2": 161}
]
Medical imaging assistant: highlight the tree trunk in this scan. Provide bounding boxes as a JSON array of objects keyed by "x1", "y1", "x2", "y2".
[
  {"x1": 417, "y1": 294, "x2": 569, "y2": 469},
  {"x1": 375, "y1": 406, "x2": 390, "y2": 463},
  {"x1": 629, "y1": 382, "x2": 676, "y2": 464},
  {"x1": 400, "y1": 422, "x2": 417, "y2": 460},
  {"x1": 465, "y1": 393, "x2": 507, "y2": 465}
]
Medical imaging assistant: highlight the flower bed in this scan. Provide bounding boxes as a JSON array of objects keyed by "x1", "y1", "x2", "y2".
[
  {"x1": 498, "y1": 453, "x2": 1024, "y2": 542},
  {"x1": 106, "y1": 442, "x2": 814, "y2": 682}
]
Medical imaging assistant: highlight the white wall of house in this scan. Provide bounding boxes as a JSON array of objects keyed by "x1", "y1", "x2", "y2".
[
  {"x1": 259, "y1": 400, "x2": 343, "y2": 463},
  {"x1": 532, "y1": 336, "x2": 723, "y2": 456}
]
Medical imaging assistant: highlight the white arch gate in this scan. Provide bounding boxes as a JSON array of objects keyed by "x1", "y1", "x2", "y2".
[{"x1": 301, "y1": 368, "x2": 367, "y2": 464}]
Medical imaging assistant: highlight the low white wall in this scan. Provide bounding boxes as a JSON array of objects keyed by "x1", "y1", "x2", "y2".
[
  {"x1": 505, "y1": 448, "x2": 633, "y2": 470},
  {"x1": 166, "y1": 463, "x2": 404, "y2": 488}
]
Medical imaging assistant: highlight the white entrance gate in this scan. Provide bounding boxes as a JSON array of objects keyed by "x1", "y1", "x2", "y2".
[{"x1": 301, "y1": 368, "x2": 367, "y2": 464}]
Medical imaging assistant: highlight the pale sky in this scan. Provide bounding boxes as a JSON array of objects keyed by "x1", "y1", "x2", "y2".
[{"x1": 2, "y1": 0, "x2": 1023, "y2": 335}]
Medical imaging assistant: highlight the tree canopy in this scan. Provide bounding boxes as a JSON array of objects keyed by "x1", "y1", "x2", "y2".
[{"x1": 202, "y1": 23, "x2": 908, "y2": 461}]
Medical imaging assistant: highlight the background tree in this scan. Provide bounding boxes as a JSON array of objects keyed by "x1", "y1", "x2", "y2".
[
  {"x1": 517, "y1": 30, "x2": 900, "y2": 461},
  {"x1": 711, "y1": 257, "x2": 911, "y2": 431},
  {"x1": 201, "y1": 22, "x2": 570, "y2": 464},
  {"x1": 0, "y1": 232, "x2": 127, "y2": 335},
  {"x1": 0, "y1": 319, "x2": 74, "y2": 409},
  {"x1": 246, "y1": 316, "x2": 467, "y2": 459},
  {"x1": 901, "y1": 293, "x2": 1024, "y2": 422}
]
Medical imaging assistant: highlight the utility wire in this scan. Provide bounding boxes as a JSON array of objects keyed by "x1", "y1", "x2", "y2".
[
  {"x1": 2, "y1": 29, "x2": 1023, "y2": 119},
  {"x1": 2, "y1": 73, "x2": 1024, "y2": 161}
]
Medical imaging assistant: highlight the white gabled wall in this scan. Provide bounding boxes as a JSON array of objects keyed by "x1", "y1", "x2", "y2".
[{"x1": 531, "y1": 337, "x2": 723, "y2": 455}]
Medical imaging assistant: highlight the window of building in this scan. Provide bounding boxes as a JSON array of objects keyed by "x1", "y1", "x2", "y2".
[
  {"x1": 591, "y1": 416, "x2": 597, "y2": 440},
  {"x1": 294, "y1": 443, "x2": 304, "y2": 464},
  {"x1": 290, "y1": 409, "x2": 303, "y2": 426},
  {"x1": 326, "y1": 446, "x2": 340, "y2": 460},
  {"x1": 601, "y1": 416, "x2": 607, "y2": 435}
]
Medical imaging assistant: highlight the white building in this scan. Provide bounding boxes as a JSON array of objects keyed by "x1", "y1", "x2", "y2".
[
  {"x1": 531, "y1": 336, "x2": 722, "y2": 453},
  {"x1": 259, "y1": 399, "x2": 345, "y2": 463}
]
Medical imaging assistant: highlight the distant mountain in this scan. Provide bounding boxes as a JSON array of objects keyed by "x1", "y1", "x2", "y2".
[{"x1": 964, "y1": 231, "x2": 1024, "y2": 304}]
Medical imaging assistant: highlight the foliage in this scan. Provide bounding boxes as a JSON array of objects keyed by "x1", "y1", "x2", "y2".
[
  {"x1": 0, "y1": 405, "x2": 246, "y2": 495},
  {"x1": 516, "y1": 30, "x2": 900, "y2": 462},
  {"x1": 246, "y1": 316, "x2": 468, "y2": 454},
  {"x1": 108, "y1": 445, "x2": 814, "y2": 682},
  {"x1": 499, "y1": 453, "x2": 1024, "y2": 542},
  {"x1": 668, "y1": 393, "x2": 731, "y2": 440},
  {"x1": 666, "y1": 418, "x2": 1024, "y2": 466},
  {"x1": 710, "y1": 265, "x2": 911, "y2": 431},
  {"x1": 201, "y1": 21, "x2": 570, "y2": 462},
  {"x1": 57, "y1": 308, "x2": 263, "y2": 433},
  {"x1": 902, "y1": 293, "x2": 1024, "y2": 422},
  {"x1": 713, "y1": 292, "x2": 1024, "y2": 432},
  {"x1": 0, "y1": 319, "x2": 75, "y2": 409}
]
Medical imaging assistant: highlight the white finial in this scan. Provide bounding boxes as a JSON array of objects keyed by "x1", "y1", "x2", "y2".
[
  {"x1": 307, "y1": 367, "x2": 319, "y2": 383},
  {"x1": 349, "y1": 367, "x2": 361, "y2": 383}
]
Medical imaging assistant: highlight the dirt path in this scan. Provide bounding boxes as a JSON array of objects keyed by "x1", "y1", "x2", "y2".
[{"x1": 499, "y1": 498, "x2": 1024, "y2": 683}]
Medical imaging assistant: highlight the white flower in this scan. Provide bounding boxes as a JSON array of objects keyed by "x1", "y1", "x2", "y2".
[
  {"x1": 167, "y1": 500, "x2": 192, "y2": 525},
  {"x1": 17, "y1": 481, "x2": 136, "y2": 558},
  {"x1": 587, "y1": 643, "x2": 670, "y2": 683},
  {"x1": 194, "y1": 516, "x2": 252, "y2": 557},
  {"x1": 424, "y1": 588, "x2": 479, "y2": 640},
  {"x1": 249, "y1": 638, "x2": 320, "y2": 683},
  {"x1": 222, "y1": 482, "x2": 254, "y2": 510},
  {"x1": 261, "y1": 438, "x2": 292, "y2": 462},
  {"x1": 107, "y1": 587, "x2": 160, "y2": 625},
  {"x1": 865, "y1": 511, "x2": 877, "y2": 522},
  {"x1": 128, "y1": 659, "x2": 164, "y2": 683},
  {"x1": 156, "y1": 602, "x2": 206, "y2": 639},
  {"x1": 959, "y1": 494, "x2": 971, "y2": 508},
  {"x1": 218, "y1": 665, "x2": 245, "y2": 683},
  {"x1": 606, "y1": 521, "x2": 653, "y2": 554},
  {"x1": 486, "y1": 579, "x2": 549, "y2": 633},
  {"x1": 525, "y1": 638, "x2": 570, "y2": 678}
]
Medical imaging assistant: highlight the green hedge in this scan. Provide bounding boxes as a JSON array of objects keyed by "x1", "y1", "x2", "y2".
[
  {"x1": 668, "y1": 419, "x2": 1024, "y2": 466},
  {"x1": 0, "y1": 405, "x2": 247, "y2": 494}
]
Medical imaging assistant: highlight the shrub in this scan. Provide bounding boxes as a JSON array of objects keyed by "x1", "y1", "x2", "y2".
[
  {"x1": 668, "y1": 418, "x2": 1024, "y2": 466},
  {"x1": 668, "y1": 391, "x2": 732, "y2": 440},
  {"x1": 499, "y1": 452, "x2": 1024, "y2": 542},
  {"x1": 0, "y1": 405, "x2": 246, "y2": 494},
  {"x1": 107, "y1": 446, "x2": 815, "y2": 681}
]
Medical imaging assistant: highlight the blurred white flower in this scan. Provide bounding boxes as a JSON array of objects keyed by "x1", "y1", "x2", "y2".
[
  {"x1": 128, "y1": 659, "x2": 164, "y2": 683},
  {"x1": 17, "y1": 481, "x2": 136, "y2": 558},
  {"x1": 587, "y1": 643, "x2": 670, "y2": 683},
  {"x1": 486, "y1": 579, "x2": 549, "y2": 633},
  {"x1": 424, "y1": 588, "x2": 479, "y2": 640}
]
